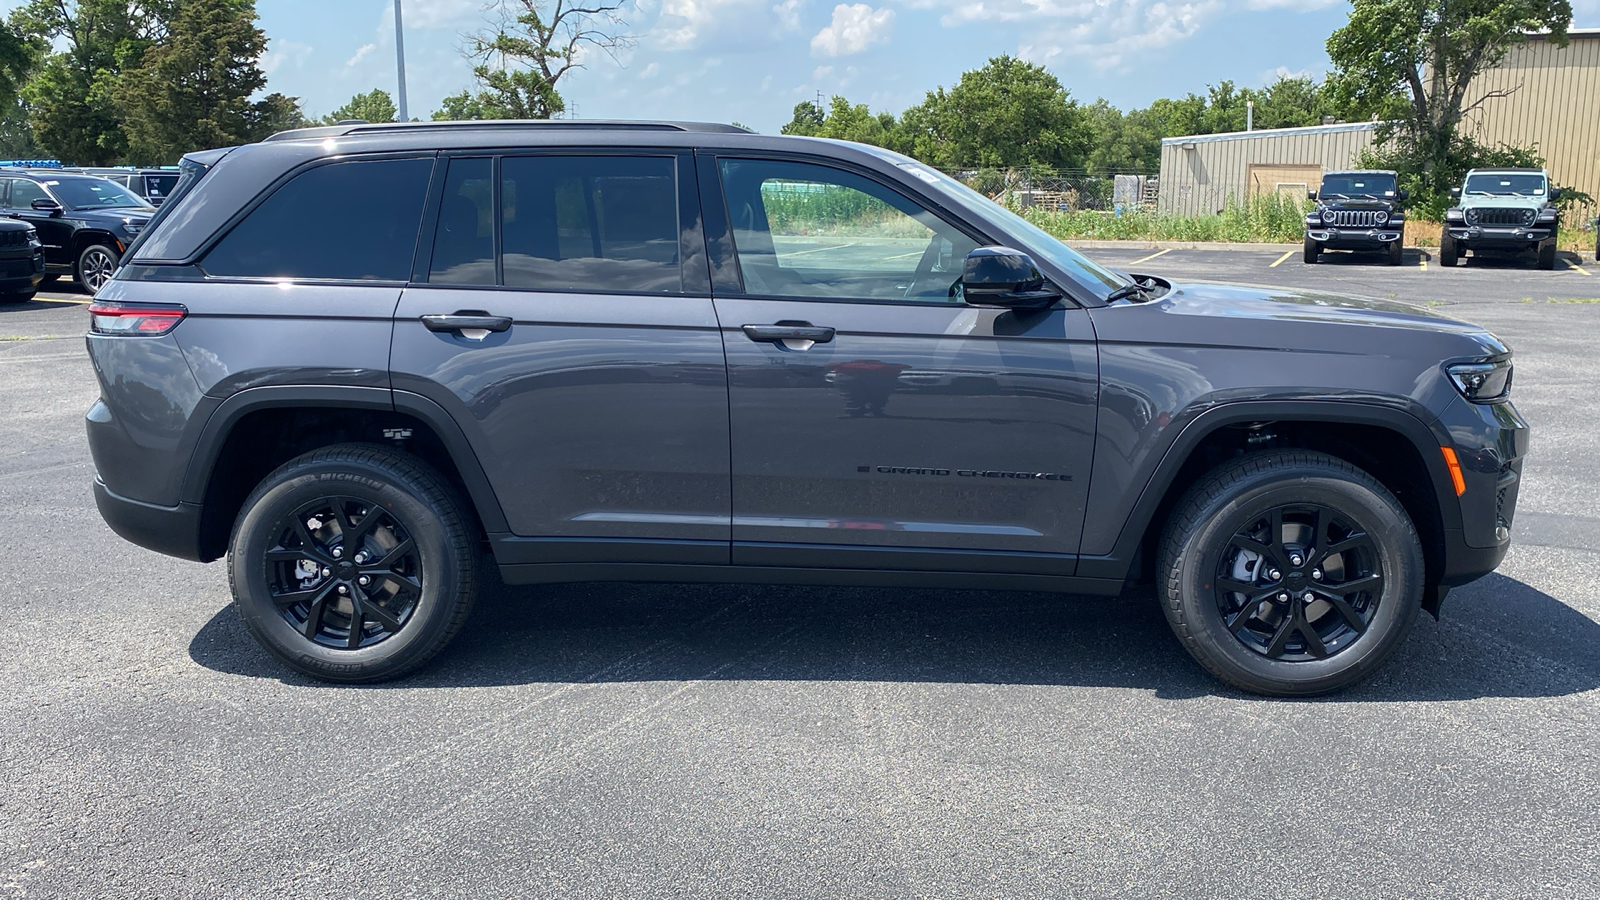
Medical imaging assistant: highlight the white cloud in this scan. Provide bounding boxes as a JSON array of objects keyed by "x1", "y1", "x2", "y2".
[
  {"x1": 813, "y1": 64, "x2": 834, "y2": 79},
  {"x1": 403, "y1": 0, "x2": 486, "y2": 29},
  {"x1": 261, "y1": 39, "x2": 314, "y2": 75},
  {"x1": 641, "y1": 61, "x2": 661, "y2": 77},
  {"x1": 345, "y1": 43, "x2": 378, "y2": 67},
  {"x1": 657, "y1": 0, "x2": 764, "y2": 48},
  {"x1": 810, "y1": 3, "x2": 895, "y2": 56},
  {"x1": 1246, "y1": 0, "x2": 1341, "y2": 9},
  {"x1": 773, "y1": 0, "x2": 805, "y2": 29}
]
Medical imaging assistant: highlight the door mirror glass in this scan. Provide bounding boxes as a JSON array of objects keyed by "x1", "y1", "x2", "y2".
[
  {"x1": 1398, "y1": 189, "x2": 1409, "y2": 202},
  {"x1": 31, "y1": 197, "x2": 62, "y2": 214},
  {"x1": 962, "y1": 247, "x2": 1060, "y2": 309},
  {"x1": 1450, "y1": 187, "x2": 1461, "y2": 198},
  {"x1": 1308, "y1": 189, "x2": 1318, "y2": 200},
  {"x1": 1549, "y1": 187, "x2": 1562, "y2": 201}
]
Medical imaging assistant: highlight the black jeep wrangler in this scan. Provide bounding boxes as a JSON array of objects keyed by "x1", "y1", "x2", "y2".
[
  {"x1": 1304, "y1": 170, "x2": 1407, "y2": 265},
  {"x1": 86, "y1": 121, "x2": 1528, "y2": 696}
]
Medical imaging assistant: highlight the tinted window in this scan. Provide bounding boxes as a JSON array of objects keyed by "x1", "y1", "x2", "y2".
[
  {"x1": 428, "y1": 157, "x2": 494, "y2": 285},
  {"x1": 719, "y1": 159, "x2": 978, "y2": 303},
  {"x1": 1319, "y1": 174, "x2": 1396, "y2": 198},
  {"x1": 203, "y1": 157, "x2": 433, "y2": 281},
  {"x1": 1463, "y1": 172, "x2": 1547, "y2": 196},
  {"x1": 499, "y1": 156, "x2": 680, "y2": 294},
  {"x1": 145, "y1": 174, "x2": 179, "y2": 199},
  {"x1": 52, "y1": 177, "x2": 148, "y2": 209},
  {"x1": 9, "y1": 179, "x2": 47, "y2": 208}
]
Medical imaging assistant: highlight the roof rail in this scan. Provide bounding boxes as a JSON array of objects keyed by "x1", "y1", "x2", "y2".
[{"x1": 263, "y1": 119, "x2": 753, "y2": 142}]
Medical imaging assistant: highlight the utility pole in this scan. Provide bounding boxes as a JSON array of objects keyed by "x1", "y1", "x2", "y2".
[{"x1": 394, "y1": 0, "x2": 410, "y2": 121}]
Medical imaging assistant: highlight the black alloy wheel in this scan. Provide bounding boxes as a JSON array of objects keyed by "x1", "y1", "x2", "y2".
[
  {"x1": 229, "y1": 444, "x2": 477, "y2": 682},
  {"x1": 1158, "y1": 450, "x2": 1422, "y2": 696},
  {"x1": 266, "y1": 496, "x2": 423, "y2": 650},
  {"x1": 1213, "y1": 504, "x2": 1382, "y2": 662}
]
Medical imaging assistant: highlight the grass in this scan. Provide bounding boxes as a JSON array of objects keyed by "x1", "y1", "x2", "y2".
[{"x1": 1019, "y1": 193, "x2": 1311, "y2": 244}]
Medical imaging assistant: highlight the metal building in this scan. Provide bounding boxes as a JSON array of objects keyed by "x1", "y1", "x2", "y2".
[
  {"x1": 1460, "y1": 28, "x2": 1600, "y2": 214},
  {"x1": 1157, "y1": 122, "x2": 1378, "y2": 216}
]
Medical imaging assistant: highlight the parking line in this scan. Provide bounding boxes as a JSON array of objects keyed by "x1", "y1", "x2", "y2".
[
  {"x1": 1568, "y1": 261, "x2": 1592, "y2": 276},
  {"x1": 1129, "y1": 248, "x2": 1172, "y2": 265},
  {"x1": 1419, "y1": 254, "x2": 1427, "y2": 271},
  {"x1": 1268, "y1": 250, "x2": 1294, "y2": 268}
]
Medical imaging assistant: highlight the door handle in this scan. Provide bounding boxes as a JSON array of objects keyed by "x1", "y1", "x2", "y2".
[
  {"x1": 421, "y1": 313, "x2": 513, "y2": 336},
  {"x1": 741, "y1": 321, "x2": 836, "y2": 344}
]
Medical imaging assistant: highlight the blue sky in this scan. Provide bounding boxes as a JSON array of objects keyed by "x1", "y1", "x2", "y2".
[{"x1": 7, "y1": 0, "x2": 1600, "y2": 134}]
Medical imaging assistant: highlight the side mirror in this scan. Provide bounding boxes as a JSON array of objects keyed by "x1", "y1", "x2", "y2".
[
  {"x1": 1307, "y1": 189, "x2": 1317, "y2": 201},
  {"x1": 961, "y1": 247, "x2": 1060, "y2": 310},
  {"x1": 1549, "y1": 187, "x2": 1562, "y2": 201},
  {"x1": 1398, "y1": 189, "x2": 1409, "y2": 201},
  {"x1": 30, "y1": 198, "x2": 62, "y2": 215},
  {"x1": 1449, "y1": 187, "x2": 1461, "y2": 199}
]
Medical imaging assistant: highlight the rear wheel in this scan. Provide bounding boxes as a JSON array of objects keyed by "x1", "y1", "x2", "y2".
[
  {"x1": 1439, "y1": 233, "x2": 1459, "y2": 267},
  {"x1": 1536, "y1": 239, "x2": 1557, "y2": 270},
  {"x1": 1387, "y1": 239, "x2": 1404, "y2": 266},
  {"x1": 1158, "y1": 450, "x2": 1423, "y2": 696},
  {"x1": 1302, "y1": 236, "x2": 1319, "y2": 264},
  {"x1": 228, "y1": 444, "x2": 478, "y2": 682}
]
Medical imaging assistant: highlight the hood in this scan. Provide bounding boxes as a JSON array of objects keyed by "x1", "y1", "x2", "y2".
[
  {"x1": 1318, "y1": 197, "x2": 1400, "y2": 211},
  {"x1": 1458, "y1": 194, "x2": 1549, "y2": 210},
  {"x1": 1104, "y1": 279, "x2": 1506, "y2": 358}
]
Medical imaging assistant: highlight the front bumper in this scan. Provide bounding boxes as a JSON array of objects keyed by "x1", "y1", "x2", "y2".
[
  {"x1": 1446, "y1": 224, "x2": 1554, "y2": 248},
  {"x1": 0, "y1": 249, "x2": 45, "y2": 290},
  {"x1": 1306, "y1": 227, "x2": 1402, "y2": 247},
  {"x1": 1435, "y1": 395, "x2": 1529, "y2": 588}
]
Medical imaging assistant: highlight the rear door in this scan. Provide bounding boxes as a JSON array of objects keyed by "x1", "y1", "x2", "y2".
[
  {"x1": 388, "y1": 150, "x2": 732, "y2": 565},
  {"x1": 705, "y1": 155, "x2": 1099, "y2": 573}
]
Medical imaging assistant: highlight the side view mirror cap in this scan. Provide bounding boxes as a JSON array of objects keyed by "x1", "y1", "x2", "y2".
[
  {"x1": 1398, "y1": 189, "x2": 1409, "y2": 201},
  {"x1": 1449, "y1": 187, "x2": 1461, "y2": 198},
  {"x1": 961, "y1": 247, "x2": 1061, "y2": 310},
  {"x1": 1307, "y1": 189, "x2": 1317, "y2": 200},
  {"x1": 31, "y1": 197, "x2": 62, "y2": 214},
  {"x1": 1549, "y1": 187, "x2": 1562, "y2": 201}
]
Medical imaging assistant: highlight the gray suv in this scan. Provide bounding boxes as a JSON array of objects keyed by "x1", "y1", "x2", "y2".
[{"x1": 86, "y1": 121, "x2": 1528, "y2": 695}]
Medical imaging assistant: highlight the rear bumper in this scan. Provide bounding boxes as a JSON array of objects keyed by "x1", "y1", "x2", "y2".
[{"x1": 93, "y1": 478, "x2": 207, "y2": 562}]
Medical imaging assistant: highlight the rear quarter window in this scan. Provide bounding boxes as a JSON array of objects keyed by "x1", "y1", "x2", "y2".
[{"x1": 202, "y1": 157, "x2": 433, "y2": 281}]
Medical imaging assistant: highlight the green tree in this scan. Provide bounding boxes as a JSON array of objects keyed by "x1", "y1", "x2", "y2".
[
  {"x1": 14, "y1": 0, "x2": 167, "y2": 164},
  {"x1": 897, "y1": 56, "x2": 1090, "y2": 170},
  {"x1": 324, "y1": 88, "x2": 397, "y2": 125},
  {"x1": 1327, "y1": 0, "x2": 1572, "y2": 208},
  {"x1": 437, "y1": 0, "x2": 632, "y2": 120},
  {"x1": 252, "y1": 91, "x2": 311, "y2": 137},
  {"x1": 116, "y1": 0, "x2": 275, "y2": 163},
  {"x1": 779, "y1": 95, "x2": 897, "y2": 147}
]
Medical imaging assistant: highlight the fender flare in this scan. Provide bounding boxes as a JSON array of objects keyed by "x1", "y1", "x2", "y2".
[{"x1": 1076, "y1": 399, "x2": 1458, "y2": 581}]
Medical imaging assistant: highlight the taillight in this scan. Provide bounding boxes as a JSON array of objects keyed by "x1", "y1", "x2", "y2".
[{"x1": 88, "y1": 301, "x2": 187, "y2": 336}]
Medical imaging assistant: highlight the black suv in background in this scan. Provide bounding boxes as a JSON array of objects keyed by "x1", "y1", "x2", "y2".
[
  {"x1": 0, "y1": 217, "x2": 44, "y2": 301},
  {"x1": 68, "y1": 167, "x2": 182, "y2": 207},
  {"x1": 86, "y1": 121, "x2": 1527, "y2": 696},
  {"x1": 1, "y1": 168, "x2": 154, "y2": 292},
  {"x1": 1304, "y1": 170, "x2": 1407, "y2": 265}
]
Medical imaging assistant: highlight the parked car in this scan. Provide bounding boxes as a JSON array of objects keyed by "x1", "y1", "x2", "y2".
[
  {"x1": 1303, "y1": 170, "x2": 1407, "y2": 265},
  {"x1": 85, "y1": 121, "x2": 1527, "y2": 696},
  {"x1": 1441, "y1": 168, "x2": 1562, "y2": 269},
  {"x1": 0, "y1": 217, "x2": 44, "y2": 301},
  {"x1": 68, "y1": 167, "x2": 182, "y2": 207},
  {"x1": 0, "y1": 168, "x2": 154, "y2": 292}
]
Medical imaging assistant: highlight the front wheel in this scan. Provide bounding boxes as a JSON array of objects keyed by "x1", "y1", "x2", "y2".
[
  {"x1": 228, "y1": 444, "x2": 478, "y2": 682},
  {"x1": 1536, "y1": 239, "x2": 1557, "y2": 270},
  {"x1": 1302, "y1": 236, "x2": 1319, "y2": 264},
  {"x1": 1387, "y1": 239, "x2": 1404, "y2": 266},
  {"x1": 76, "y1": 243, "x2": 120, "y2": 294},
  {"x1": 1439, "y1": 233, "x2": 1459, "y2": 267},
  {"x1": 1158, "y1": 450, "x2": 1423, "y2": 696}
]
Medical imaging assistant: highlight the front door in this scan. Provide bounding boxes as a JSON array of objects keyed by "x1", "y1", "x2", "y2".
[
  {"x1": 5, "y1": 178, "x2": 72, "y2": 270},
  {"x1": 389, "y1": 152, "x2": 732, "y2": 566},
  {"x1": 707, "y1": 157, "x2": 1099, "y2": 573}
]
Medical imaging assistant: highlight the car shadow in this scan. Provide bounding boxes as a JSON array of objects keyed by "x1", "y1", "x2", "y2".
[
  {"x1": 1311, "y1": 248, "x2": 1430, "y2": 267},
  {"x1": 187, "y1": 568, "x2": 1600, "y2": 702}
]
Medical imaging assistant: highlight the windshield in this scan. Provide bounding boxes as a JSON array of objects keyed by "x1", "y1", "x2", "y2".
[
  {"x1": 1319, "y1": 174, "x2": 1396, "y2": 198},
  {"x1": 890, "y1": 161, "x2": 1129, "y2": 296},
  {"x1": 1462, "y1": 173, "x2": 1546, "y2": 197},
  {"x1": 49, "y1": 177, "x2": 152, "y2": 210}
]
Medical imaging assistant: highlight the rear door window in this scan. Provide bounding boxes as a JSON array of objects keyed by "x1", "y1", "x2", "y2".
[
  {"x1": 428, "y1": 157, "x2": 494, "y2": 285},
  {"x1": 498, "y1": 155, "x2": 681, "y2": 294},
  {"x1": 202, "y1": 157, "x2": 433, "y2": 281}
]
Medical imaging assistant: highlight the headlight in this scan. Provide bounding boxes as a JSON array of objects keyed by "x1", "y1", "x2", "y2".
[
  {"x1": 1536, "y1": 208, "x2": 1557, "y2": 221},
  {"x1": 1320, "y1": 209, "x2": 1334, "y2": 224},
  {"x1": 1445, "y1": 208, "x2": 1464, "y2": 221},
  {"x1": 1376, "y1": 210, "x2": 1389, "y2": 225},
  {"x1": 121, "y1": 220, "x2": 144, "y2": 235},
  {"x1": 1446, "y1": 359, "x2": 1512, "y2": 403}
]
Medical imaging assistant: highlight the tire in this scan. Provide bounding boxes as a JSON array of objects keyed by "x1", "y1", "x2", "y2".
[
  {"x1": 228, "y1": 443, "x2": 478, "y2": 683},
  {"x1": 75, "y1": 243, "x2": 120, "y2": 294},
  {"x1": 1387, "y1": 239, "x2": 1404, "y2": 266},
  {"x1": 1302, "y1": 236, "x2": 1318, "y2": 264},
  {"x1": 0, "y1": 290, "x2": 34, "y2": 303},
  {"x1": 1157, "y1": 450, "x2": 1423, "y2": 696},
  {"x1": 1439, "y1": 233, "x2": 1458, "y2": 267},
  {"x1": 1536, "y1": 239, "x2": 1556, "y2": 270}
]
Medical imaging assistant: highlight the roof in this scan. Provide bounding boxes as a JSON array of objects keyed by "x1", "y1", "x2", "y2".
[
  {"x1": 1464, "y1": 168, "x2": 1546, "y2": 174},
  {"x1": 1525, "y1": 27, "x2": 1600, "y2": 40},
  {"x1": 1322, "y1": 169, "x2": 1397, "y2": 176},
  {"x1": 264, "y1": 119, "x2": 752, "y2": 142},
  {"x1": 1162, "y1": 121, "x2": 1379, "y2": 146}
]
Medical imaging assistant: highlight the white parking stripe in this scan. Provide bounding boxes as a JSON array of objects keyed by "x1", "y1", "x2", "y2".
[
  {"x1": 1268, "y1": 250, "x2": 1294, "y2": 268},
  {"x1": 1129, "y1": 248, "x2": 1172, "y2": 265}
]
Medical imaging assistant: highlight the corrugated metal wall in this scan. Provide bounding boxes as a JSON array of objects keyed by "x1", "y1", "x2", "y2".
[
  {"x1": 1463, "y1": 31, "x2": 1599, "y2": 216},
  {"x1": 1157, "y1": 124, "x2": 1378, "y2": 216}
]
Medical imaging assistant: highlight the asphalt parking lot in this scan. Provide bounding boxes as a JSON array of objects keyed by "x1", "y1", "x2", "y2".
[{"x1": 2, "y1": 254, "x2": 1598, "y2": 899}]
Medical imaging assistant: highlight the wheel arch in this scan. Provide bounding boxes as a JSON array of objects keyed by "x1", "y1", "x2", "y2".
[
  {"x1": 1081, "y1": 401, "x2": 1458, "y2": 610},
  {"x1": 72, "y1": 229, "x2": 124, "y2": 260},
  {"x1": 183, "y1": 387, "x2": 509, "y2": 562}
]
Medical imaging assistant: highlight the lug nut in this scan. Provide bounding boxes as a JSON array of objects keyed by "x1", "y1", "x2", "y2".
[
  {"x1": 332, "y1": 547, "x2": 342, "y2": 558},
  {"x1": 1266, "y1": 568, "x2": 1282, "y2": 581},
  {"x1": 1277, "y1": 593, "x2": 1289, "y2": 603},
  {"x1": 1289, "y1": 554, "x2": 1304, "y2": 566},
  {"x1": 320, "y1": 567, "x2": 331, "y2": 578},
  {"x1": 1302, "y1": 592, "x2": 1314, "y2": 603},
  {"x1": 354, "y1": 552, "x2": 368, "y2": 564},
  {"x1": 337, "y1": 585, "x2": 348, "y2": 595},
  {"x1": 358, "y1": 576, "x2": 370, "y2": 586},
  {"x1": 1312, "y1": 568, "x2": 1324, "y2": 581}
]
